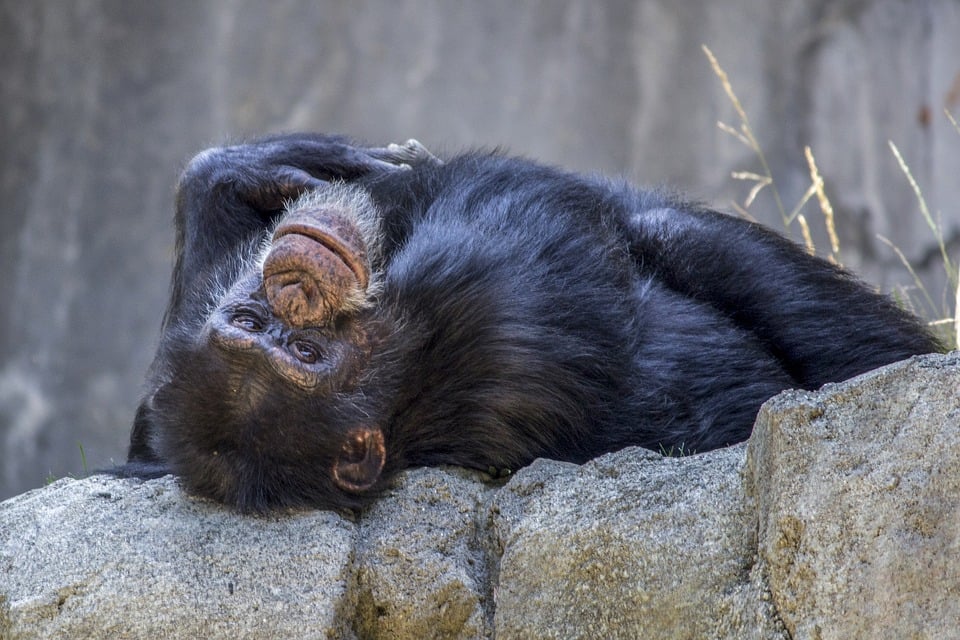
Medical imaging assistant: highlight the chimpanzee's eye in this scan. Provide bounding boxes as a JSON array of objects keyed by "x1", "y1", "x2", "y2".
[
  {"x1": 230, "y1": 311, "x2": 264, "y2": 333},
  {"x1": 290, "y1": 339, "x2": 321, "y2": 364}
]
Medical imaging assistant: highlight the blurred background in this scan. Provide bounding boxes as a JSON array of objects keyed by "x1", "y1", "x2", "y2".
[{"x1": 2, "y1": 0, "x2": 958, "y2": 501}]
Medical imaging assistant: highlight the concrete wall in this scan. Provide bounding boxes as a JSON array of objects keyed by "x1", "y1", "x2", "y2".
[{"x1": 1, "y1": 0, "x2": 958, "y2": 500}]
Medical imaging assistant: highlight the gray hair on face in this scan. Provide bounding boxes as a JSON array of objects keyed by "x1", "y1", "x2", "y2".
[
  {"x1": 270, "y1": 181, "x2": 384, "y2": 268},
  {"x1": 254, "y1": 182, "x2": 385, "y2": 314},
  {"x1": 186, "y1": 182, "x2": 385, "y2": 338}
]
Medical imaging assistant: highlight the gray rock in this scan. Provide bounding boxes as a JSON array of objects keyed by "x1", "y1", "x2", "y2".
[
  {"x1": 0, "y1": 475, "x2": 357, "y2": 639},
  {"x1": 1, "y1": 352, "x2": 957, "y2": 638},
  {"x1": 488, "y1": 449, "x2": 786, "y2": 640},
  {"x1": 748, "y1": 351, "x2": 960, "y2": 640},
  {"x1": 353, "y1": 467, "x2": 495, "y2": 639}
]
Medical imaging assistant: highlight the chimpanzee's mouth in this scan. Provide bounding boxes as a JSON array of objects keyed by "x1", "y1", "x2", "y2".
[{"x1": 272, "y1": 217, "x2": 369, "y2": 289}]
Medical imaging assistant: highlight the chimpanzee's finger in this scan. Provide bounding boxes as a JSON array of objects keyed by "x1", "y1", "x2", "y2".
[{"x1": 367, "y1": 139, "x2": 442, "y2": 167}]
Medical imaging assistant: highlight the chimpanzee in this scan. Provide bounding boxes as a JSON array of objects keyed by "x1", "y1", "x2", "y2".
[{"x1": 116, "y1": 133, "x2": 939, "y2": 513}]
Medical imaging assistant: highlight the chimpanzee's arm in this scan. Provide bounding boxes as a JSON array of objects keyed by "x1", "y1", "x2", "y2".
[
  {"x1": 163, "y1": 134, "x2": 425, "y2": 329},
  {"x1": 622, "y1": 193, "x2": 939, "y2": 386}
]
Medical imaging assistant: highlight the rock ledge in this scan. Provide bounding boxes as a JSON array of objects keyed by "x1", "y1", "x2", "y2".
[{"x1": 2, "y1": 353, "x2": 957, "y2": 639}]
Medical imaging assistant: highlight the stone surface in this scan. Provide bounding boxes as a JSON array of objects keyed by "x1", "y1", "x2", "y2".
[
  {"x1": 487, "y1": 450, "x2": 784, "y2": 640},
  {"x1": 2, "y1": 353, "x2": 956, "y2": 638},
  {"x1": 2, "y1": 0, "x2": 959, "y2": 502},
  {"x1": 748, "y1": 351, "x2": 960, "y2": 640},
  {"x1": 352, "y1": 468, "x2": 495, "y2": 639},
  {"x1": 0, "y1": 474, "x2": 357, "y2": 639}
]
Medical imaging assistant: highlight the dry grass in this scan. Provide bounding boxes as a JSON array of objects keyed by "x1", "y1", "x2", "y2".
[
  {"x1": 703, "y1": 46, "x2": 840, "y2": 264},
  {"x1": 703, "y1": 45, "x2": 958, "y2": 349},
  {"x1": 886, "y1": 139, "x2": 959, "y2": 349}
]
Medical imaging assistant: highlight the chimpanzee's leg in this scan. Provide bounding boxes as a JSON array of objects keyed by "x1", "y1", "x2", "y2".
[{"x1": 618, "y1": 191, "x2": 939, "y2": 386}]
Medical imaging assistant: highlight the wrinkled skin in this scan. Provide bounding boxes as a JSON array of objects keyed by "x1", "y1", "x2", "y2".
[{"x1": 114, "y1": 133, "x2": 940, "y2": 513}]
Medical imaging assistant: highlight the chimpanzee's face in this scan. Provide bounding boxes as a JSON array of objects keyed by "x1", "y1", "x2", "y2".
[
  {"x1": 204, "y1": 273, "x2": 370, "y2": 394},
  {"x1": 150, "y1": 188, "x2": 389, "y2": 512}
]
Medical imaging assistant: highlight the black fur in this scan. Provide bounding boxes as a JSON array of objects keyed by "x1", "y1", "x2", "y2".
[{"x1": 115, "y1": 134, "x2": 939, "y2": 512}]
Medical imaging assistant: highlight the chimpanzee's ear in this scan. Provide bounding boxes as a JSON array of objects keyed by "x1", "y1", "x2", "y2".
[{"x1": 332, "y1": 427, "x2": 386, "y2": 492}]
